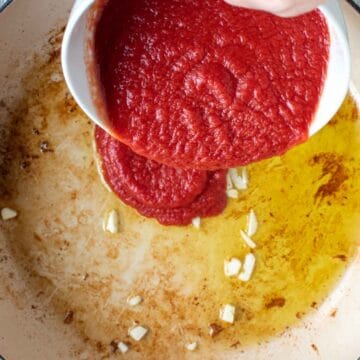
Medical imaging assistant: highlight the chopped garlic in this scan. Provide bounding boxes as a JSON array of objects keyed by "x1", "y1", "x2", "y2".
[
  {"x1": 240, "y1": 230, "x2": 257, "y2": 249},
  {"x1": 185, "y1": 342, "x2": 198, "y2": 351},
  {"x1": 192, "y1": 217, "x2": 201, "y2": 229},
  {"x1": 247, "y1": 209, "x2": 258, "y2": 237},
  {"x1": 1, "y1": 207, "x2": 18, "y2": 220},
  {"x1": 79, "y1": 351, "x2": 89, "y2": 360},
  {"x1": 50, "y1": 72, "x2": 63, "y2": 82},
  {"x1": 241, "y1": 168, "x2": 249, "y2": 187},
  {"x1": 226, "y1": 172, "x2": 233, "y2": 190},
  {"x1": 238, "y1": 253, "x2": 256, "y2": 282},
  {"x1": 229, "y1": 168, "x2": 247, "y2": 190},
  {"x1": 127, "y1": 295, "x2": 143, "y2": 307},
  {"x1": 117, "y1": 341, "x2": 129, "y2": 354},
  {"x1": 224, "y1": 258, "x2": 242, "y2": 277},
  {"x1": 219, "y1": 304, "x2": 236, "y2": 324},
  {"x1": 104, "y1": 209, "x2": 119, "y2": 234},
  {"x1": 128, "y1": 325, "x2": 148, "y2": 341},
  {"x1": 226, "y1": 189, "x2": 239, "y2": 199},
  {"x1": 229, "y1": 168, "x2": 241, "y2": 188}
]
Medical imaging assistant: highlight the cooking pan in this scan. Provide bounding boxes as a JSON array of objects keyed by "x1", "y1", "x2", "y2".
[{"x1": 0, "y1": 1, "x2": 359, "y2": 359}]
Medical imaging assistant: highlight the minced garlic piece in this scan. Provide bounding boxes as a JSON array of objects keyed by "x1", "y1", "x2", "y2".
[
  {"x1": 229, "y1": 168, "x2": 248, "y2": 190},
  {"x1": 128, "y1": 325, "x2": 148, "y2": 341},
  {"x1": 224, "y1": 258, "x2": 242, "y2": 277},
  {"x1": 103, "y1": 209, "x2": 119, "y2": 234},
  {"x1": 247, "y1": 209, "x2": 258, "y2": 237},
  {"x1": 185, "y1": 342, "x2": 198, "y2": 351},
  {"x1": 127, "y1": 295, "x2": 143, "y2": 307},
  {"x1": 219, "y1": 304, "x2": 236, "y2": 324},
  {"x1": 117, "y1": 341, "x2": 129, "y2": 354},
  {"x1": 192, "y1": 217, "x2": 201, "y2": 229},
  {"x1": 238, "y1": 253, "x2": 256, "y2": 282},
  {"x1": 240, "y1": 230, "x2": 257, "y2": 249},
  {"x1": 226, "y1": 189, "x2": 239, "y2": 199},
  {"x1": 1, "y1": 207, "x2": 18, "y2": 220}
]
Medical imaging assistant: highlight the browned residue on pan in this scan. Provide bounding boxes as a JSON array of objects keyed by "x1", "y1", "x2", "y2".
[
  {"x1": 311, "y1": 343, "x2": 319, "y2": 354},
  {"x1": 265, "y1": 297, "x2": 286, "y2": 309},
  {"x1": 310, "y1": 153, "x2": 349, "y2": 201}
]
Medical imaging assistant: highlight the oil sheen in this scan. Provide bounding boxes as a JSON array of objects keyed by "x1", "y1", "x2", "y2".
[{"x1": 199, "y1": 94, "x2": 360, "y2": 344}]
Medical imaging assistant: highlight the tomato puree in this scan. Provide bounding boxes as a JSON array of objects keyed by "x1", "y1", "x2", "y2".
[
  {"x1": 95, "y1": 127, "x2": 227, "y2": 225},
  {"x1": 92, "y1": 0, "x2": 329, "y2": 225},
  {"x1": 94, "y1": 0, "x2": 329, "y2": 170}
]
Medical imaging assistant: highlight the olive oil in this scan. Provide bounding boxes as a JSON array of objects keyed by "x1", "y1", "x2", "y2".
[{"x1": 198, "y1": 95, "x2": 360, "y2": 344}]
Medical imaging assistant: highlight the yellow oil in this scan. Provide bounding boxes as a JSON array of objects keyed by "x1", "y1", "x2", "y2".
[{"x1": 195, "y1": 95, "x2": 360, "y2": 344}]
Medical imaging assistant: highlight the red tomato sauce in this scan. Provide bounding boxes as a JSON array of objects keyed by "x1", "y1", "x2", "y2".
[
  {"x1": 94, "y1": 0, "x2": 329, "y2": 170},
  {"x1": 95, "y1": 127, "x2": 227, "y2": 225},
  {"x1": 92, "y1": 0, "x2": 329, "y2": 225}
]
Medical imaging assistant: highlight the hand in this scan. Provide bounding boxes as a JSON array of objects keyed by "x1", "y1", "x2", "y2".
[{"x1": 224, "y1": 0, "x2": 325, "y2": 17}]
